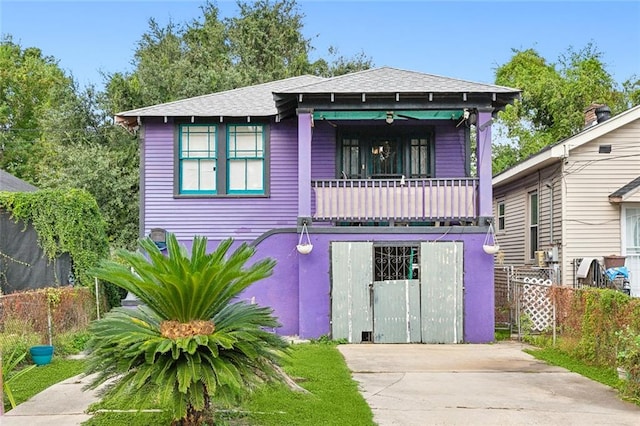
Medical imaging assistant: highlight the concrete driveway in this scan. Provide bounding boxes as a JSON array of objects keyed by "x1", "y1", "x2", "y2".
[{"x1": 338, "y1": 341, "x2": 640, "y2": 426}]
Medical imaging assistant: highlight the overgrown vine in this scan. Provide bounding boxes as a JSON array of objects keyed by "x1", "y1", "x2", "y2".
[{"x1": 0, "y1": 189, "x2": 109, "y2": 287}]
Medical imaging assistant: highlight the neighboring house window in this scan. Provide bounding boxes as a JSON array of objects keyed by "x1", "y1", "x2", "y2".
[
  {"x1": 497, "y1": 201, "x2": 505, "y2": 231},
  {"x1": 179, "y1": 125, "x2": 217, "y2": 194},
  {"x1": 528, "y1": 191, "x2": 539, "y2": 259},
  {"x1": 227, "y1": 125, "x2": 265, "y2": 194},
  {"x1": 374, "y1": 245, "x2": 420, "y2": 281}
]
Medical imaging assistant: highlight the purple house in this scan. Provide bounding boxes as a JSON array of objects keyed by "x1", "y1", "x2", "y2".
[{"x1": 116, "y1": 67, "x2": 520, "y2": 343}]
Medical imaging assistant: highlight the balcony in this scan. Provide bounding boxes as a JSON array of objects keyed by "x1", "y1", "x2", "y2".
[{"x1": 312, "y1": 178, "x2": 478, "y2": 223}]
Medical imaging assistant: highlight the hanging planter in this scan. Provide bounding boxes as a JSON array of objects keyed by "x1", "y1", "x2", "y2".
[
  {"x1": 483, "y1": 222, "x2": 500, "y2": 255},
  {"x1": 296, "y1": 222, "x2": 313, "y2": 255}
]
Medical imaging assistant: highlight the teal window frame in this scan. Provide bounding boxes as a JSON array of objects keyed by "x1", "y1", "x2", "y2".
[
  {"x1": 226, "y1": 124, "x2": 265, "y2": 194},
  {"x1": 178, "y1": 124, "x2": 217, "y2": 195}
]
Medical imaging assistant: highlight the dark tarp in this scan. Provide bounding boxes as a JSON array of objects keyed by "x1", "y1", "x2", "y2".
[{"x1": 0, "y1": 210, "x2": 72, "y2": 294}]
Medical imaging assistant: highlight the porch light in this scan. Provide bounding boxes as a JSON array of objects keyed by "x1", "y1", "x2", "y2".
[{"x1": 385, "y1": 111, "x2": 394, "y2": 124}]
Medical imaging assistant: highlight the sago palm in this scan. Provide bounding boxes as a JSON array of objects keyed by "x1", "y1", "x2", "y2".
[{"x1": 85, "y1": 233, "x2": 288, "y2": 425}]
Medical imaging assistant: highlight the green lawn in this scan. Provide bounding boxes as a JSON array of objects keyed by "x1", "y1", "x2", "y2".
[{"x1": 85, "y1": 342, "x2": 374, "y2": 425}]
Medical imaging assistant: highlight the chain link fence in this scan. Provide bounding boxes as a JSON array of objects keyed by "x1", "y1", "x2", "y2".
[{"x1": 495, "y1": 267, "x2": 557, "y2": 340}]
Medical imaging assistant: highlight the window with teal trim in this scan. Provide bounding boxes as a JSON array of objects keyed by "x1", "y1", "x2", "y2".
[
  {"x1": 227, "y1": 125, "x2": 265, "y2": 194},
  {"x1": 179, "y1": 125, "x2": 217, "y2": 194}
]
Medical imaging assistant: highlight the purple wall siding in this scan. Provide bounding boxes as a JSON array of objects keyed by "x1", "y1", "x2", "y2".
[
  {"x1": 247, "y1": 233, "x2": 301, "y2": 336},
  {"x1": 434, "y1": 123, "x2": 466, "y2": 178},
  {"x1": 143, "y1": 118, "x2": 300, "y2": 242},
  {"x1": 311, "y1": 121, "x2": 336, "y2": 179},
  {"x1": 237, "y1": 231, "x2": 494, "y2": 343}
]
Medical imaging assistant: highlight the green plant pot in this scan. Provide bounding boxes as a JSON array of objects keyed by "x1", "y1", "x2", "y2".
[{"x1": 30, "y1": 345, "x2": 54, "y2": 366}]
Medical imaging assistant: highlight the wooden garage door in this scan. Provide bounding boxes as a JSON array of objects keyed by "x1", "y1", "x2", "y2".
[
  {"x1": 420, "y1": 241, "x2": 464, "y2": 343},
  {"x1": 331, "y1": 242, "x2": 373, "y2": 343}
]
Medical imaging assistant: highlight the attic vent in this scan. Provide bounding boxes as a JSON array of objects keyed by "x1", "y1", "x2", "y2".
[{"x1": 598, "y1": 144, "x2": 612, "y2": 154}]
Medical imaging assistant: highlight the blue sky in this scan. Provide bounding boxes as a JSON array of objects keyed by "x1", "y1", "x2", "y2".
[{"x1": 1, "y1": 0, "x2": 639, "y2": 91}]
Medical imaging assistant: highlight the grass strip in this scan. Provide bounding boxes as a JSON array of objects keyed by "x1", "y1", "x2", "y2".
[
  {"x1": 242, "y1": 343, "x2": 373, "y2": 425},
  {"x1": 525, "y1": 346, "x2": 621, "y2": 389}
]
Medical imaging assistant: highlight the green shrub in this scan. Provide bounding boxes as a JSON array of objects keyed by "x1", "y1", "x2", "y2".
[{"x1": 53, "y1": 331, "x2": 91, "y2": 356}]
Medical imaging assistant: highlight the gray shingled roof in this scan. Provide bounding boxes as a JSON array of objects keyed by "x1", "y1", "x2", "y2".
[
  {"x1": 0, "y1": 169, "x2": 38, "y2": 192},
  {"x1": 278, "y1": 67, "x2": 520, "y2": 94},
  {"x1": 116, "y1": 75, "x2": 325, "y2": 118},
  {"x1": 610, "y1": 176, "x2": 640, "y2": 199},
  {"x1": 116, "y1": 68, "x2": 520, "y2": 119}
]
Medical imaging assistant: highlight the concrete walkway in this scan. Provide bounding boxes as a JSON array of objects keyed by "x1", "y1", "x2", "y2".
[
  {"x1": 0, "y1": 373, "x2": 101, "y2": 426},
  {"x1": 338, "y1": 341, "x2": 640, "y2": 426}
]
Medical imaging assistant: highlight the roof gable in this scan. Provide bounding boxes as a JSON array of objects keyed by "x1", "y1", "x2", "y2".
[
  {"x1": 493, "y1": 105, "x2": 640, "y2": 187},
  {"x1": 609, "y1": 176, "x2": 640, "y2": 203}
]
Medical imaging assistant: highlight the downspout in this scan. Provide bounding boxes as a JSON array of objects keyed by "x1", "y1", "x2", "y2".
[
  {"x1": 561, "y1": 155, "x2": 568, "y2": 285},
  {"x1": 546, "y1": 181, "x2": 554, "y2": 244}
]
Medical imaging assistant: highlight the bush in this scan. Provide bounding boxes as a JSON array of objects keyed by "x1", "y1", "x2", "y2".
[
  {"x1": 616, "y1": 326, "x2": 640, "y2": 400},
  {"x1": 537, "y1": 287, "x2": 640, "y2": 402}
]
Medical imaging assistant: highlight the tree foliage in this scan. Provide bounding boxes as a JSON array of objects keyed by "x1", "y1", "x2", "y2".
[
  {"x1": 105, "y1": 0, "x2": 372, "y2": 111},
  {"x1": 227, "y1": 0, "x2": 313, "y2": 84},
  {"x1": 0, "y1": 36, "x2": 74, "y2": 182},
  {"x1": 493, "y1": 44, "x2": 634, "y2": 174}
]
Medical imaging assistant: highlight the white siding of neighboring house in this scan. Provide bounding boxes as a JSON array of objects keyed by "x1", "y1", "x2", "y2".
[
  {"x1": 562, "y1": 119, "x2": 640, "y2": 285},
  {"x1": 493, "y1": 163, "x2": 562, "y2": 270}
]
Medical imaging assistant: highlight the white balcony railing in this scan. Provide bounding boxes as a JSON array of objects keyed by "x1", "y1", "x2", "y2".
[{"x1": 312, "y1": 178, "x2": 478, "y2": 222}]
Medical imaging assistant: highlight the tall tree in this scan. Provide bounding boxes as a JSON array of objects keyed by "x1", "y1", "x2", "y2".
[
  {"x1": 0, "y1": 36, "x2": 74, "y2": 182},
  {"x1": 226, "y1": 0, "x2": 313, "y2": 84},
  {"x1": 493, "y1": 44, "x2": 629, "y2": 173},
  {"x1": 105, "y1": 0, "x2": 372, "y2": 112}
]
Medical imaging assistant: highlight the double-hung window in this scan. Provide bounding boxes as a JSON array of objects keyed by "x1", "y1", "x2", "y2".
[
  {"x1": 178, "y1": 123, "x2": 267, "y2": 196},
  {"x1": 227, "y1": 125, "x2": 265, "y2": 194},
  {"x1": 179, "y1": 125, "x2": 217, "y2": 194}
]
